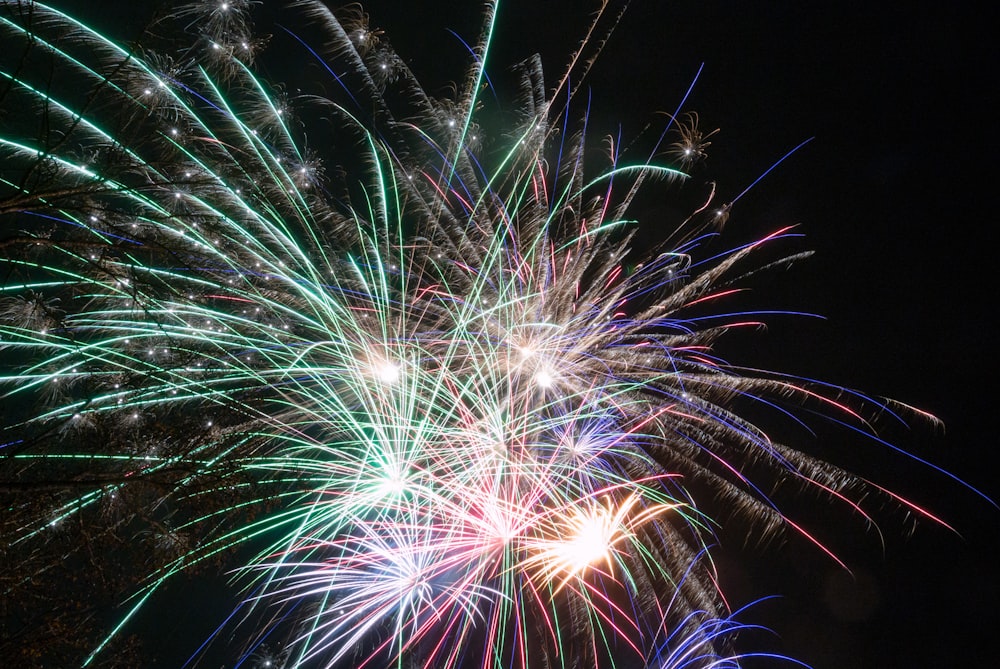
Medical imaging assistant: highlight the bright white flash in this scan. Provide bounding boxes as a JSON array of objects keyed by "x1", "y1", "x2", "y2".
[
  {"x1": 564, "y1": 512, "x2": 611, "y2": 571},
  {"x1": 533, "y1": 368, "x2": 554, "y2": 388},
  {"x1": 376, "y1": 361, "x2": 400, "y2": 384}
]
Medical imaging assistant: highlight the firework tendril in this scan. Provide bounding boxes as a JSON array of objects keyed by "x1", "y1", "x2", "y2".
[{"x1": 0, "y1": 1, "x2": 955, "y2": 667}]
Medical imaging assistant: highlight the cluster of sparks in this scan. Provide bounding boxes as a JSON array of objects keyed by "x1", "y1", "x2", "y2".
[{"x1": 0, "y1": 1, "x2": 946, "y2": 668}]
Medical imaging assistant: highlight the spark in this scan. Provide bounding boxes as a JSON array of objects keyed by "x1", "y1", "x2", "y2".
[{"x1": 0, "y1": 2, "x2": 952, "y2": 668}]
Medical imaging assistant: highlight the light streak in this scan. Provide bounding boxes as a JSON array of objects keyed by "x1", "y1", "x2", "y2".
[{"x1": 0, "y1": 2, "x2": 950, "y2": 668}]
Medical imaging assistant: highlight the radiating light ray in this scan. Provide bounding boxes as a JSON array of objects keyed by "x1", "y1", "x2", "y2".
[{"x1": 0, "y1": 2, "x2": 956, "y2": 668}]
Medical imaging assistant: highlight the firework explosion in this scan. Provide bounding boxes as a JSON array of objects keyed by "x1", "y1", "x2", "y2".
[{"x1": 0, "y1": 1, "x2": 951, "y2": 667}]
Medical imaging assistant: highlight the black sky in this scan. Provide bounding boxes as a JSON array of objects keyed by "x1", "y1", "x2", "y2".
[
  {"x1": 39, "y1": 1, "x2": 1000, "y2": 667},
  {"x1": 309, "y1": 3, "x2": 1000, "y2": 665}
]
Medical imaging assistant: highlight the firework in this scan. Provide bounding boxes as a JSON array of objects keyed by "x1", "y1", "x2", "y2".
[{"x1": 0, "y1": 1, "x2": 948, "y2": 667}]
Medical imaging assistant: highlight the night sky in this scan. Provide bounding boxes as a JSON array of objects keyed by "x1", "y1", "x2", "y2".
[
  {"x1": 29, "y1": 1, "x2": 1000, "y2": 667},
  {"x1": 383, "y1": 5, "x2": 1000, "y2": 666}
]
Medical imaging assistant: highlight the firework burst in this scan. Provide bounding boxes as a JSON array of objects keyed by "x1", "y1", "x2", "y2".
[{"x1": 0, "y1": 1, "x2": 953, "y2": 667}]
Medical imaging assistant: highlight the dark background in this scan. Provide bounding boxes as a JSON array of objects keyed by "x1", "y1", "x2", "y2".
[
  {"x1": 38, "y1": 1, "x2": 1000, "y2": 667},
  {"x1": 383, "y1": 5, "x2": 1000, "y2": 667}
]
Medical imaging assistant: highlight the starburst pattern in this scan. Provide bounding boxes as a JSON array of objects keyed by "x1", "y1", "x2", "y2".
[{"x1": 0, "y1": 2, "x2": 946, "y2": 667}]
